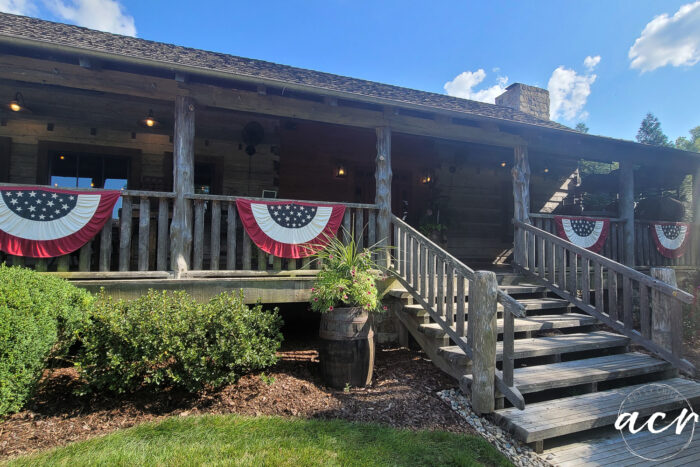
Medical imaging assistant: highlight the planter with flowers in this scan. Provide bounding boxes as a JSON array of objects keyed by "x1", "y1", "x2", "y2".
[{"x1": 309, "y1": 229, "x2": 387, "y2": 389}]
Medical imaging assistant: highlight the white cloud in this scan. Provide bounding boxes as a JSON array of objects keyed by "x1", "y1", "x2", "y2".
[
  {"x1": 443, "y1": 69, "x2": 509, "y2": 104},
  {"x1": 547, "y1": 64, "x2": 597, "y2": 121},
  {"x1": 44, "y1": 0, "x2": 136, "y2": 36},
  {"x1": 0, "y1": 0, "x2": 36, "y2": 15},
  {"x1": 583, "y1": 55, "x2": 601, "y2": 71},
  {"x1": 629, "y1": 1, "x2": 700, "y2": 72}
]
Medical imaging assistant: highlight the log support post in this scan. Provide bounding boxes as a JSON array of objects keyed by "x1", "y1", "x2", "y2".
[
  {"x1": 693, "y1": 164, "x2": 700, "y2": 224},
  {"x1": 170, "y1": 96, "x2": 195, "y2": 275},
  {"x1": 471, "y1": 270, "x2": 498, "y2": 415},
  {"x1": 619, "y1": 161, "x2": 635, "y2": 267},
  {"x1": 375, "y1": 126, "x2": 392, "y2": 267},
  {"x1": 512, "y1": 145, "x2": 530, "y2": 266},
  {"x1": 651, "y1": 268, "x2": 683, "y2": 358}
]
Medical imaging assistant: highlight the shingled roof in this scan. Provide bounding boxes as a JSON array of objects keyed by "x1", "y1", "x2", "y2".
[{"x1": 0, "y1": 12, "x2": 571, "y2": 132}]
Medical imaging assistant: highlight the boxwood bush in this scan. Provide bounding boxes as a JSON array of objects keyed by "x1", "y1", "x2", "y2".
[
  {"x1": 77, "y1": 290, "x2": 283, "y2": 394},
  {"x1": 0, "y1": 264, "x2": 92, "y2": 416}
]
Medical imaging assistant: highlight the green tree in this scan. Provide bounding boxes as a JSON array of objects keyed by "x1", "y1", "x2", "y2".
[
  {"x1": 575, "y1": 122, "x2": 589, "y2": 133},
  {"x1": 636, "y1": 113, "x2": 671, "y2": 146},
  {"x1": 675, "y1": 125, "x2": 700, "y2": 152}
]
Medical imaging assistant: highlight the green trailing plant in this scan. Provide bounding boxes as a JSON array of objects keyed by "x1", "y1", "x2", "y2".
[
  {"x1": 77, "y1": 289, "x2": 283, "y2": 394},
  {"x1": 308, "y1": 228, "x2": 387, "y2": 313},
  {"x1": 0, "y1": 264, "x2": 92, "y2": 416}
]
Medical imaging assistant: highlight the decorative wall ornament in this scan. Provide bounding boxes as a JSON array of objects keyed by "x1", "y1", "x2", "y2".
[
  {"x1": 236, "y1": 199, "x2": 345, "y2": 258},
  {"x1": 650, "y1": 222, "x2": 691, "y2": 258},
  {"x1": 555, "y1": 216, "x2": 610, "y2": 253},
  {"x1": 0, "y1": 187, "x2": 120, "y2": 257}
]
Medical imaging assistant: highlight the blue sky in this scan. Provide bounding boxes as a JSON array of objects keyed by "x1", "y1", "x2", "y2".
[{"x1": 2, "y1": 0, "x2": 699, "y2": 143}]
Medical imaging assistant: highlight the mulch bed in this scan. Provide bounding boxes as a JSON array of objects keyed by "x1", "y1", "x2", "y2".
[{"x1": 0, "y1": 343, "x2": 469, "y2": 460}]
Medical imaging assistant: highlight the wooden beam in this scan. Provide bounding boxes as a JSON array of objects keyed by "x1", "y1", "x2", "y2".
[
  {"x1": 375, "y1": 126, "x2": 392, "y2": 266},
  {"x1": 693, "y1": 164, "x2": 700, "y2": 224},
  {"x1": 619, "y1": 161, "x2": 635, "y2": 266},
  {"x1": 0, "y1": 54, "x2": 523, "y2": 148},
  {"x1": 170, "y1": 96, "x2": 195, "y2": 273}
]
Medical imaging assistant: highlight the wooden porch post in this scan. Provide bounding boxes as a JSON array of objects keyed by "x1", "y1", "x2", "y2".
[
  {"x1": 170, "y1": 96, "x2": 195, "y2": 273},
  {"x1": 693, "y1": 164, "x2": 700, "y2": 223},
  {"x1": 471, "y1": 270, "x2": 498, "y2": 415},
  {"x1": 512, "y1": 145, "x2": 530, "y2": 265},
  {"x1": 375, "y1": 126, "x2": 392, "y2": 266},
  {"x1": 619, "y1": 161, "x2": 635, "y2": 266}
]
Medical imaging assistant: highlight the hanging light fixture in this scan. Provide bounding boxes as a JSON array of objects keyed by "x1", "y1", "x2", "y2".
[
  {"x1": 142, "y1": 109, "x2": 159, "y2": 128},
  {"x1": 334, "y1": 164, "x2": 347, "y2": 178},
  {"x1": 8, "y1": 92, "x2": 29, "y2": 112}
]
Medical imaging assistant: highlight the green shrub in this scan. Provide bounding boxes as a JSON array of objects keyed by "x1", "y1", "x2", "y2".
[
  {"x1": 77, "y1": 290, "x2": 283, "y2": 394},
  {"x1": 0, "y1": 264, "x2": 93, "y2": 416}
]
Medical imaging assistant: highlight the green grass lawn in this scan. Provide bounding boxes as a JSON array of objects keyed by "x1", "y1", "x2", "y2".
[{"x1": 5, "y1": 415, "x2": 511, "y2": 466}]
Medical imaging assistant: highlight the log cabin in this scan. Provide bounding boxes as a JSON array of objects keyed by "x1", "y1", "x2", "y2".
[{"x1": 1, "y1": 12, "x2": 700, "y2": 457}]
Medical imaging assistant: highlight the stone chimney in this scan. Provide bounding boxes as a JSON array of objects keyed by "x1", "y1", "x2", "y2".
[{"x1": 495, "y1": 83, "x2": 550, "y2": 120}]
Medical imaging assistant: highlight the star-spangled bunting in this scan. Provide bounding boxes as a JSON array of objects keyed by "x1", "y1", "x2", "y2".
[
  {"x1": 650, "y1": 222, "x2": 691, "y2": 258},
  {"x1": 236, "y1": 199, "x2": 345, "y2": 258},
  {"x1": 0, "y1": 187, "x2": 120, "y2": 258},
  {"x1": 555, "y1": 216, "x2": 610, "y2": 253}
]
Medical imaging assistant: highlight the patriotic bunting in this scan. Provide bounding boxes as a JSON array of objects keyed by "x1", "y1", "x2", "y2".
[
  {"x1": 236, "y1": 199, "x2": 345, "y2": 258},
  {"x1": 555, "y1": 216, "x2": 610, "y2": 253},
  {"x1": 650, "y1": 222, "x2": 691, "y2": 258},
  {"x1": 0, "y1": 187, "x2": 120, "y2": 258}
]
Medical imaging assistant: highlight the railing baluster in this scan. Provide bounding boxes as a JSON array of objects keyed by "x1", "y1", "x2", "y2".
[
  {"x1": 594, "y1": 262, "x2": 604, "y2": 315},
  {"x1": 406, "y1": 235, "x2": 414, "y2": 285},
  {"x1": 456, "y1": 274, "x2": 466, "y2": 337},
  {"x1": 427, "y1": 250, "x2": 436, "y2": 309},
  {"x1": 547, "y1": 238, "x2": 555, "y2": 284},
  {"x1": 581, "y1": 257, "x2": 591, "y2": 305},
  {"x1": 446, "y1": 263, "x2": 454, "y2": 327},
  {"x1": 567, "y1": 249, "x2": 577, "y2": 296},
  {"x1": 640, "y1": 284, "x2": 650, "y2": 338},
  {"x1": 210, "y1": 200, "x2": 221, "y2": 270},
  {"x1": 368, "y1": 210, "x2": 377, "y2": 246},
  {"x1": 227, "y1": 201, "x2": 237, "y2": 270},
  {"x1": 57, "y1": 254, "x2": 70, "y2": 272},
  {"x1": 343, "y1": 209, "x2": 351, "y2": 243},
  {"x1": 537, "y1": 235, "x2": 545, "y2": 278},
  {"x1": 99, "y1": 217, "x2": 112, "y2": 271},
  {"x1": 528, "y1": 230, "x2": 536, "y2": 272},
  {"x1": 193, "y1": 200, "x2": 205, "y2": 270},
  {"x1": 467, "y1": 278, "x2": 474, "y2": 348},
  {"x1": 242, "y1": 230, "x2": 252, "y2": 270},
  {"x1": 157, "y1": 198, "x2": 169, "y2": 271},
  {"x1": 623, "y1": 276, "x2": 633, "y2": 330},
  {"x1": 556, "y1": 244, "x2": 565, "y2": 290},
  {"x1": 273, "y1": 255, "x2": 282, "y2": 271},
  {"x1": 608, "y1": 269, "x2": 618, "y2": 322},
  {"x1": 79, "y1": 242, "x2": 91, "y2": 272},
  {"x1": 421, "y1": 245, "x2": 429, "y2": 299},
  {"x1": 354, "y1": 208, "x2": 364, "y2": 249},
  {"x1": 138, "y1": 196, "x2": 150, "y2": 271},
  {"x1": 503, "y1": 310, "x2": 515, "y2": 387},
  {"x1": 401, "y1": 228, "x2": 408, "y2": 278},
  {"x1": 392, "y1": 222, "x2": 399, "y2": 272},
  {"x1": 118, "y1": 195, "x2": 132, "y2": 271},
  {"x1": 436, "y1": 257, "x2": 445, "y2": 319}
]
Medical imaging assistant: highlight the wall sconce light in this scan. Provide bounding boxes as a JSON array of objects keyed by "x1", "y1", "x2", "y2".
[
  {"x1": 334, "y1": 165, "x2": 347, "y2": 178},
  {"x1": 500, "y1": 161, "x2": 507, "y2": 168},
  {"x1": 420, "y1": 174, "x2": 433, "y2": 185},
  {"x1": 142, "y1": 109, "x2": 159, "y2": 128},
  {"x1": 8, "y1": 92, "x2": 29, "y2": 112},
  {"x1": 544, "y1": 168, "x2": 550, "y2": 173}
]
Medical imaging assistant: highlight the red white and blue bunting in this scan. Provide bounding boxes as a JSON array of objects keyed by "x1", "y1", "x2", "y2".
[
  {"x1": 0, "y1": 187, "x2": 120, "y2": 258},
  {"x1": 650, "y1": 222, "x2": 691, "y2": 258},
  {"x1": 236, "y1": 199, "x2": 345, "y2": 258},
  {"x1": 555, "y1": 216, "x2": 610, "y2": 253}
]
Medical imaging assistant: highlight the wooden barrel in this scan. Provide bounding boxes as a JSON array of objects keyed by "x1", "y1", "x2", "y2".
[{"x1": 319, "y1": 307, "x2": 374, "y2": 389}]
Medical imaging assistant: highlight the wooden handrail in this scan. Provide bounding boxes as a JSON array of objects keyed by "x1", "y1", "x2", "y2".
[
  {"x1": 185, "y1": 193, "x2": 379, "y2": 210},
  {"x1": 391, "y1": 216, "x2": 525, "y2": 317},
  {"x1": 529, "y1": 212, "x2": 624, "y2": 222},
  {"x1": 515, "y1": 220, "x2": 693, "y2": 303},
  {"x1": 391, "y1": 215, "x2": 525, "y2": 410},
  {"x1": 514, "y1": 220, "x2": 695, "y2": 376}
]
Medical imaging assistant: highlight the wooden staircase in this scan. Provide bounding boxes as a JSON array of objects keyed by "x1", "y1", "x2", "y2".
[{"x1": 390, "y1": 216, "x2": 699, "y2": 456}]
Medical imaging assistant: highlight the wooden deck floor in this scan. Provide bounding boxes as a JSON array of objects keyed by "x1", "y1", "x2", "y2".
[{"x1": 542, "y1": 422, "x2": 700, "y2": 466}]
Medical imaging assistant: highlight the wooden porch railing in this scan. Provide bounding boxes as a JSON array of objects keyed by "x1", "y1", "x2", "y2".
[
  {"x1": 514, "y1": 220, "x2": 696, "y2": 375},
  {"x1": 530, "y1": 213, "x2": 700, "y2": 267},
  {"x1": 0, "y1": 184, "x2": 379, "y2": 273},
  {"x1": 391, "y1": 215, "x2": 526, "y2": 410}
]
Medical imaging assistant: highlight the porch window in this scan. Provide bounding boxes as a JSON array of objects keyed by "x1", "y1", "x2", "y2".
[
  {"x1": 194, "y1": 162, "x2": 214, "y2": 194},
  {"x1": 49, "y1": 151, "x2": 129, "y2": 217}
]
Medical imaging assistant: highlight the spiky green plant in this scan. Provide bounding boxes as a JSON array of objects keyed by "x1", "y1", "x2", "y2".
[{"x1": 308, "y1": 228, "x2": 387, "y2": 313}]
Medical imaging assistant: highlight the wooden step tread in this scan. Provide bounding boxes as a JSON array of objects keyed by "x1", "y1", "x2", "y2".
[
  {"x1": 499, "y1": 284, "x2": 548, "y2": 295},
  {"x1": 401, "y1": 297, "x2": 572, "y2": 316},
  {"x1": 493, "y1": 377, "x2": 700, "y2": 443},
  {"x1": 462, "y1": 352, "x2": 671, "y2": 395},
  {"x1": 418, "y1": 313, "x2": 597, "y2": 338},
  {"x1": 438, "y1": 331, "x2": 629, "y2": 365}
]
